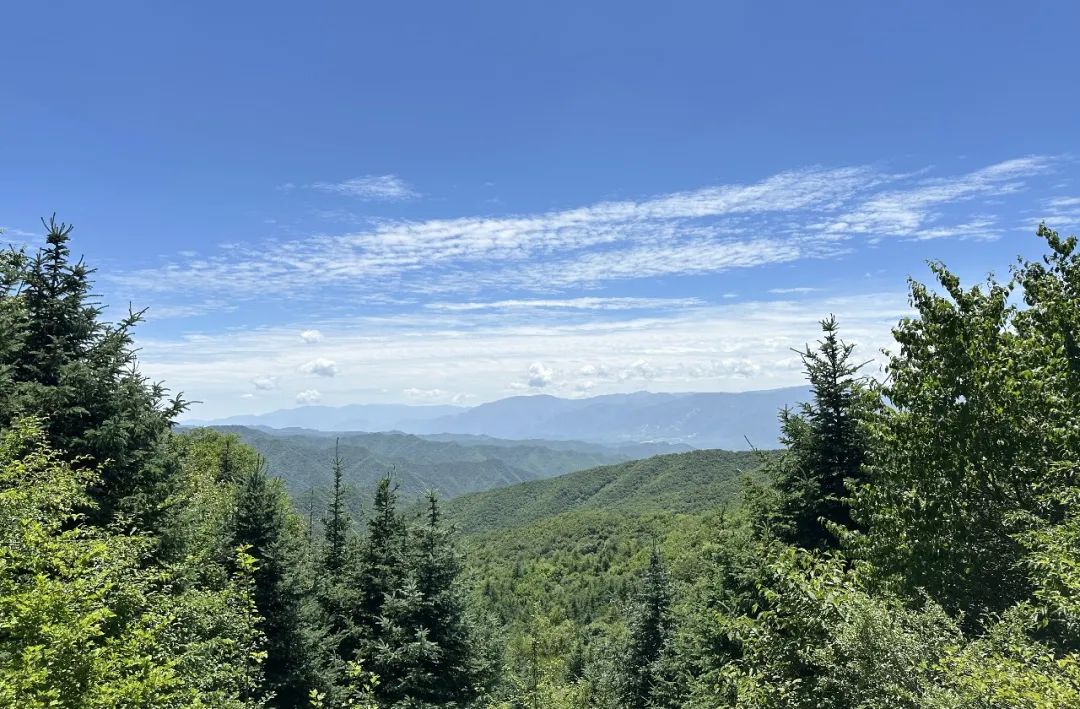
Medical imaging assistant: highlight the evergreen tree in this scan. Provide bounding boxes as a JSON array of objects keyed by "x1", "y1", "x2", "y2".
[
  {"x1": 0, "y1": 217, "x2": 184, "y2": 526},
  {"x1": 349, "y1": 476, "x2": 409, "y2": 690},
  {"x1": 620, "y1": 547, "x2": 678, "y2": 708},
  {"x1": 316, "y1": 441, "x2": 357, "y2": 703},
  {"x1": 407, "y1": 491, "x2": 498, "y2": 705},
  {"x1": 769, "y1": 316, "x2": 870, "y2": 550},
  {"x1": 231, "y1": 457, "x2": 322, "y2": 706},
  {"x1": 322, "y1": 440, "x2": 350, "y2": 575}
]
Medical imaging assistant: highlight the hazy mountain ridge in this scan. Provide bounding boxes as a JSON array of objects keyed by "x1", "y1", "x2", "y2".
[
  {"x1": 417, "y1": 388, "x2": 808, "y2": 448},
  {"x1": 189, "y1": 387, "x2": 809, "y2": 450},
  {"x1": 186, "y1": 403, "x2": 464, "y2": 432},
  {"x1": 202, "y1": 426, "x2": 642, "y2": 500}
]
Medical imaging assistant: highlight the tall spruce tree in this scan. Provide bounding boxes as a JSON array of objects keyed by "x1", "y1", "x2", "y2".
[
  {"x1": 0, "y1": 217, "x2": 184, "y2": 526},
  {"x1": 621, "y1": 547, "x2": 678, "y2": 708},
  {"x1": 316, "y1": 440, "x2": 357, "y2": 702},
  {"x1": 348, "y1": 476, "x2": 409, "y2": 680},
  {"x1": 1, "y1": 225, "x2": 266, "y2": 703},
  {"x1": 406, "y1": 491, "x2": 497, "y2": 705},
  {"x1": 322, "y1": 440, "x2": 350, "y2": 575},
  {"x1": 770, "y1": 316, "x2": 870, "y2": 550},
  {"x1": 231, "y1": 457, "x2": 322, "y2": 706}
]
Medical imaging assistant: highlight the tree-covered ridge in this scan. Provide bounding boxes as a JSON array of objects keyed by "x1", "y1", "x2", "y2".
[
  {"x1": 443, "y1": 448, "x2": 762, "y2": 534},
  {"x1": 208, "y1": 425, "x2": 636, "y2": 500},
  {"x1": 2, "y1": 218, "x2": 1080, "y2": 707}
]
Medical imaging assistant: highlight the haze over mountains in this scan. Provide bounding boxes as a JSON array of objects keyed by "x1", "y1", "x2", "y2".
[
  {"x1": 191, "y1": 386, "x2": 809, "y2": 450},
  {"x1": 206, "y1": 426, "x2": 682, "y2": 500}
]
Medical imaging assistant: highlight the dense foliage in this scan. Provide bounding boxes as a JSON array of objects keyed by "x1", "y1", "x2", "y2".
[
  {"x1": 2, "y1": 218, "x2": 1079, "y2": 707},
  {"x1": 447, "y1": 224, "x2": 1080, "y2": 707}
]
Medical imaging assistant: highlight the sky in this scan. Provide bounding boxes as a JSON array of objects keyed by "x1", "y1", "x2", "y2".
[{"x1": 3, "y1": 1, "x2": 1079, "y2": 419}]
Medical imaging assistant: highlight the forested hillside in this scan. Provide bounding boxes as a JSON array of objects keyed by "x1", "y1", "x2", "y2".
[
  {"x1": 205, "y1": 425, "x2": 637, "y2": 499},
  {"x1": 2, "y1": 218, "x2": 1080, "y2": 707},
  {"x1": 443, "y1": 448, "x2": 762, "y2": 533}
]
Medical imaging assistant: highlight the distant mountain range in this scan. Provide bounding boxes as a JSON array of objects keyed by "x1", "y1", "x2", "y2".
[
  {"x1": 199, "y1": 426, "x2": 683, "y2": 501},
  {"x1": 189, "y1": 404, "x2": 464, "y2": 433},
  {"x1": 188, "y1": 386, "x2": 809, "y2": 449}
]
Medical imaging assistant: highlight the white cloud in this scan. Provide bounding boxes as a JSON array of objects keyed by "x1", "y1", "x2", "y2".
[
  {"x1": 1048, "y1": 196, "x2": 1080, "y2": 209},
  {"x1": 300, "y1": 329, "x2": 324, "y2": 343},
  {"x1": 402, "y1": 387, "x2": 473, "y2": 404},
  {"x1": 148, "y1": 290, "x2": 909, "y2": 420},
  {"x1": 425, "y1": 297, "x2": 703, "y2": 312},
  {"x1": 308, "y1": 174, "x2": 418, "y2": 201},
  {"x1": 769, "y1": 287, "x2": 821, "y2": 294},
  {"x1": 299, "y1": 358, "x2": 339, "y2": 377},
  {"x1": 825, "y1": 156, "x2": 1052, "y2": 239},
  {"x1": 1042, "y1": 195, "x2": 1080, "y2": 227},
  {"x1": 144, "y1": 299, "x2": 236, "y2": 320},
  {"x1": 526, "y1": 362, "x2": 555, "y2": 389},
  {"x1": 404, "y1": 387, "x2": 448, "y2": 401},
  {"x1": 618, "y1": 359, "x2": 659, "y2": 381},
  {"x1": 296, "y1": 389, "x2": 322, "y2": 405},
  {"x1": 1, "y1": 226, "x2": 37, "y2": 239},
  {"x1": 465, "y1": 236, "x2": 823, "y2": 291},
  {"x1": 109, "y1": 158, "x2": 1056, "y2": 303},
  {"x1": 252, "y1": 376, "x2": 279, "y2": 391}
]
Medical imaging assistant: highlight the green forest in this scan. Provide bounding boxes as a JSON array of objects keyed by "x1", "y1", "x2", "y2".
[{"x1": 3, "y1": 217, "x2": 1080, "y2": 708}]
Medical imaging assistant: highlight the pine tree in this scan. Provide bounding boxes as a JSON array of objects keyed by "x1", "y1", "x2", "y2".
[
  {"x1": 770, "y1": 315, "x2": 870, "y2": 550},
  {"x1": 349, "y1": 476, "x2": 409, "y2": 682},
  {"x1": 621, "y1": 547, "x2": 678, "y2": 708},
  {"x1": 0, "y1": 217, "x2": 185, "y2": 526},
  {"x1": 322, "y1": 439, "x2": 350, "y2": 575},
  {"x1": 316, "y1": 440, "x2": 357, "y2": 701},
  {"x1": 231, "y1": 457, "x2": 323, "y2": 706},
  {"x1": 406, "y1": 491, "x2": 497, "y2": 705}
]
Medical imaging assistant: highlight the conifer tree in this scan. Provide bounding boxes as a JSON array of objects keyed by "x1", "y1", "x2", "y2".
[
  {"x1": 770, "y1": 316, "x2": 870, "y2": 550},
  {"x1": 349, "y1": 476, "x2": 408, "y2": 675},
  {"x1": 316, "y1": 441, "x2": 357, "y2": 702},
  {"x1": 322, "y1": 440, "x2": 350, "y2": 575},
  {"x1": 620, "y1": 547, "x2": 678, "y2": 708},
  {"x1": 406, "y1": 491, "x2": 496, "y2": 705},
  {"x1": 0, "y1": 217, "x2": 184, "y2": 526},
  {"x1": 231, "y1": 457, "x2": 322, "y2": 706}
]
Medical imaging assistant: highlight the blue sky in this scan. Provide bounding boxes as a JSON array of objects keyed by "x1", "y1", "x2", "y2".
[{"x1": 3, "y1": 1, "x2": 1079, "y2": 418}]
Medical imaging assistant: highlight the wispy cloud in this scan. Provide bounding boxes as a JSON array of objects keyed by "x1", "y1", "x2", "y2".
[
  {"x1": 1, "y1": 226, "x2": 37, "y2": 238},
  {"x1": 425, "y1": 297, "x2": 704, "y2": 312},
  {"x1": 769, "y1": 287, "x2": 821, "y2": 294},
  {"x1": 823, "y1": 156, "x2": 1052, "y2": 239},
  {"x1": 142, "y1": 299, "x2": 237, "y2": 320},
  {"x1": 1041, "y1": 195, "x2": 1080, "y2": 228},
  {"x1": 108, "y1": 157, "x2": 1057, "y2": 313},
  {"x1": 307, "y1": 174, "x2": 418, "y2": 201}
]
